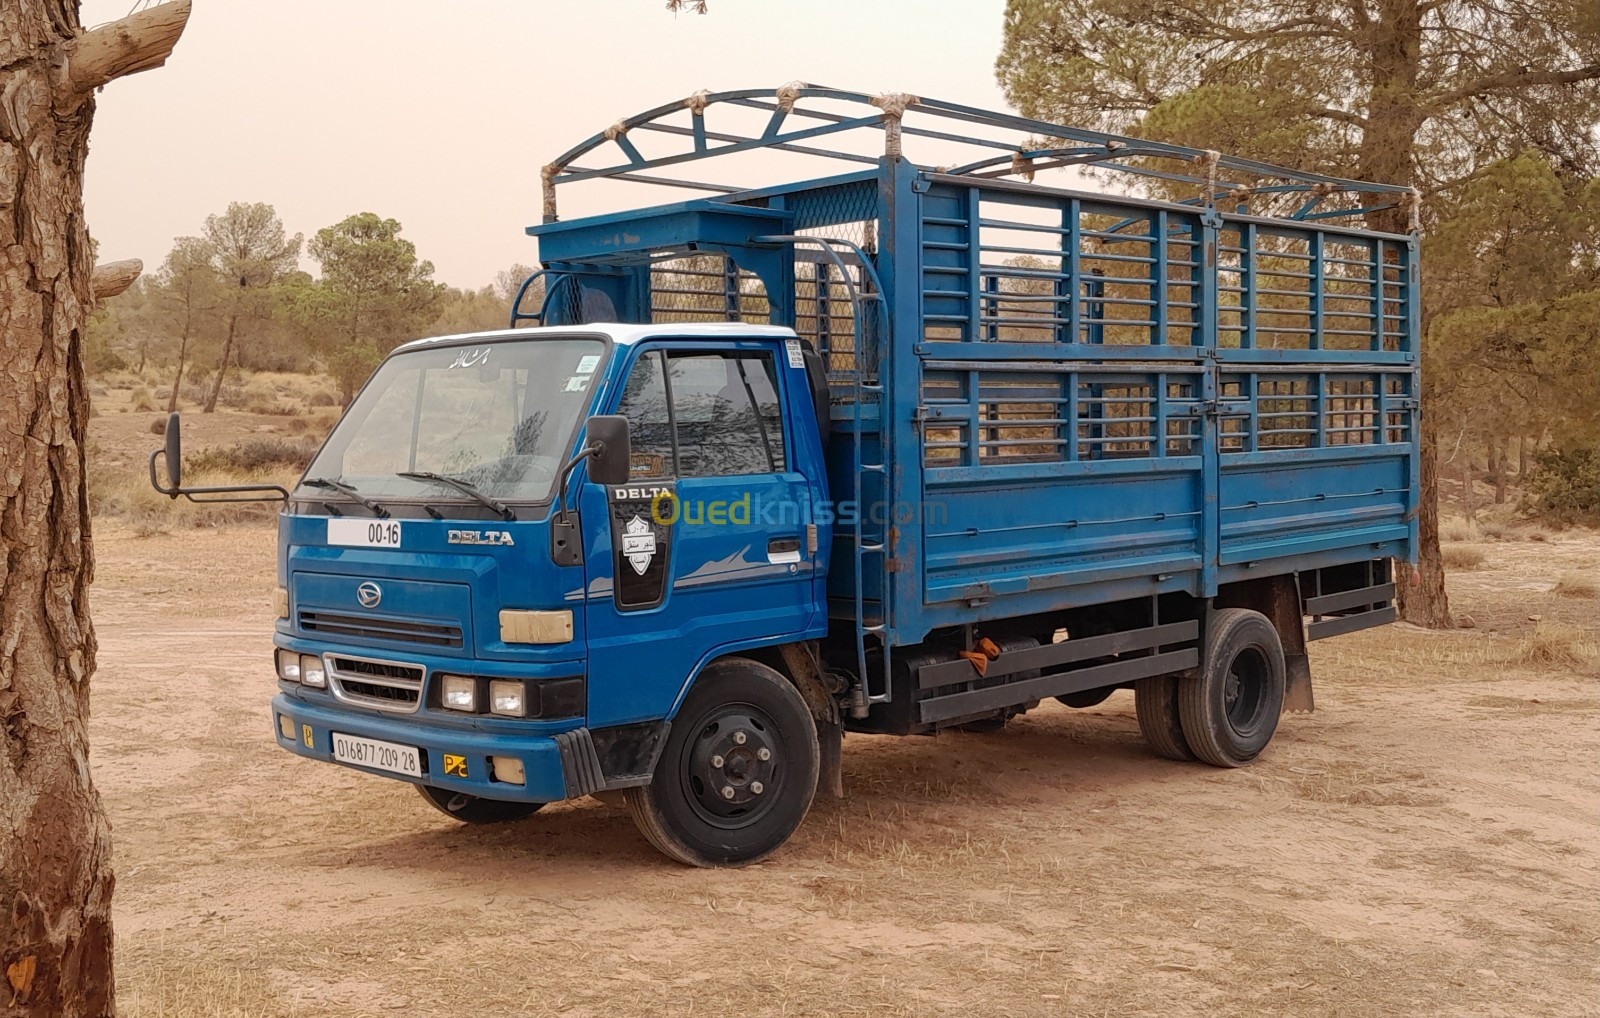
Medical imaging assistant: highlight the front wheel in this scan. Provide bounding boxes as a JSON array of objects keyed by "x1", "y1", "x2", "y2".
[
  {"x1": 1179, "y1": 608, "x2": 1286, "y2": 767},
  {"x1": 416, "y1": 784, "x2": 545, "y2": 824},
  {"x1": 626, "y1": 658, "x2": 819, "y2": 867}
]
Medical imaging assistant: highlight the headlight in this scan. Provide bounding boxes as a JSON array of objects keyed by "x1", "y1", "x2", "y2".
[
  {"x1": 276, "y1": 649, "x2": 301, "y2": 683},
  {"x1": 300, "y1": 654, "x2": 326, "y2": 688},
  {"x1": 489, "y1": 680, "x2": 526, "y2": 718},
  {"x1": 441, "y1": 675, "x2": 477, "y2": 712}
]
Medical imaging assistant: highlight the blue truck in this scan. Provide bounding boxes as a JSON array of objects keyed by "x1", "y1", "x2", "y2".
[{"x1": 152, "y1": 86, "x2": 1420, "y2": 866}]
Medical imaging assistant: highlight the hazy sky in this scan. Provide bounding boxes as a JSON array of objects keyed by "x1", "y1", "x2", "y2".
[{"x1": 80, "y1": 0, "x2": 1011, "y2": 288}]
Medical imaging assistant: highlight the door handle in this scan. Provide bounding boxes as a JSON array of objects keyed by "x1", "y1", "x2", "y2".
[{"x1": 767, "y1": 536, "x2": 802, "y2": 563}]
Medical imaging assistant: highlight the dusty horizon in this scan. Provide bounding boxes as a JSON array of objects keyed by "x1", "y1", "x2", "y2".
[{"x1": 80, "y1": 0, "x2": 1009, "y2": 289}]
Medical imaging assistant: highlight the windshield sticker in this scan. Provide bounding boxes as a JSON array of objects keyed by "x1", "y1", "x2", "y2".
[
  {"x1": 575, "y1": 354, "x2": 601, "y2": 374},
  {"x1": 563, "y1": 375, "x2": 590, "y2": 392},
  {"x1": 449, "y1": 347, "x2": 491, "y2": 369},
  {"x1": 785, "y1": 339, "x2": 805, "y2": 369}
]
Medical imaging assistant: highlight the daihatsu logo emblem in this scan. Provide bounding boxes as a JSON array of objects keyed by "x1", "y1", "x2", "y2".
[{"x1": 356, "y1": 582, "x2": 382, "y2": 608}]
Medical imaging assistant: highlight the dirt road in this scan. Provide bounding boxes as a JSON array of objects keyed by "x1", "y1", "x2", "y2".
[{"x1": 91, "y1": 522, "x2": 1597, "y2": 1017}]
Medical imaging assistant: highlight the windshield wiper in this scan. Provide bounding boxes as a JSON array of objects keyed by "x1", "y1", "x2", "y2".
[
  {"x1": 302, "y1": 477, "x2": 389, "y2": 518},
  {"x1": 397, "y1": 471, "x2": 516, "y2": 521}
]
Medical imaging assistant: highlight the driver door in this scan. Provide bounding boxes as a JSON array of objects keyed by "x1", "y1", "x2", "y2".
[{"x1": 580, "y1": 342, "x2": 825, "y2": 728}]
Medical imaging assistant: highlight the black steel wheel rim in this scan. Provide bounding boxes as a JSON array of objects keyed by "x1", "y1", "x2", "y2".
[
  {"x1": 1223, "y1": 645, "x2": 1270, "y2": 737},
  {"x1": 678, "y1": 702, "x2": 783, "y2": 830}
]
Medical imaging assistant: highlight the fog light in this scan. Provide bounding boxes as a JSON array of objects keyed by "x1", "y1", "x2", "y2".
[
  {"x1": 277, "y1": 713, "x2": 294, "y2": 740},
  {"x1": 490, "y1": 756, "x2": 526, "y2": 785},
  {"x1": 441, "y1": 675, "x2": 477, "y2": 712},
  {"x1": 299, "y1": 654, "x2": 326, "y2": 688},
  {"x1": 275, "y1": 649, "x2": 301, "y2": 683},
  {"x1": 488, "y1": 680, "x2": 526, "y2": 718}
]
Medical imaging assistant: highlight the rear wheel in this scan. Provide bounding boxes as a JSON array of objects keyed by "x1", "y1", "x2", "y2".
[
  {"x1": 626, "y1": 658, "x2": 819, "y2": 867},
  {"x1": 1135, "y1": 675, "x2": 1194, "y2": 761},
  {"x1": 1179, "y1": 608, "x2": 1286, "y2": 767},
  {"x1": 416, "y1": 784, "x2": 544, "y2": 824}
]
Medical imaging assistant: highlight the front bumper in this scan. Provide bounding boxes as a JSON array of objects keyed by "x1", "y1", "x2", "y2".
[{"x1": 272, "y1": 694, "x2": 576, "y2": 802}]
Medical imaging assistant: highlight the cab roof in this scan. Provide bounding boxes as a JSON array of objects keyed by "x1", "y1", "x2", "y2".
[{"x1": 393, "y1": 322, "x2": 799, "y2": 354}]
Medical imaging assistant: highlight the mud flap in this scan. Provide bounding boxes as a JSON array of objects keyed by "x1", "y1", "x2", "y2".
[{"x1": 818, "y1": 719, "x2": 844, "y2": 799}]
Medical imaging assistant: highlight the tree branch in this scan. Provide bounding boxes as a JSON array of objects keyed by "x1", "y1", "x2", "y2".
[
  {"x1": 1310, "y1": 106, "x2": 1369, "y2": 127},
  {"x1": 66, "y1": 0, "x2": 191, "y2": 94},
  {"x1": 1430, "y1": 63, "x2": 1600, "y2": 111},
  {"x1": 91, "y1": 259, "x2": 142, "y2": 302}
]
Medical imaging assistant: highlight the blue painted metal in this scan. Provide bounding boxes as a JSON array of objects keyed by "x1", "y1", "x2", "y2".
[{"x1": 271, "y1": 88, "x2": 1422, "y2": 801}]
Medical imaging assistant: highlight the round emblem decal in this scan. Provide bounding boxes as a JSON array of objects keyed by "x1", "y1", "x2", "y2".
[{"x1": 356, "y1": 581, "x2": 382, "y2": 608}]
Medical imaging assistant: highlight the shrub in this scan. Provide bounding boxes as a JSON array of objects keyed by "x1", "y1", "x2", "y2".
[
  {"x1": 1527, "y1": 446, "x2": 1599, "y2": 521},
  {"x1": 188, "y1": 438, "x2": 319, "y2": 474},
  {"x1": 1440, "y1": 519, "x2": 1473, "y2": 543},
  {"x1": 1553, "y1": 571, "x2": 1598, "y2": 598},
  {"x1": 1441, "y1": 544, "x2": 1486, "y2": 571},
  {"x1": 130, "y1": 386, "x2": 156, "y2": 412}
]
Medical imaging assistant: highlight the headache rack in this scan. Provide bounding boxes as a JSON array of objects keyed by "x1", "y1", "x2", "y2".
[{"x1": 515, "y1": 84, "x2": 1421, "y2": 715}]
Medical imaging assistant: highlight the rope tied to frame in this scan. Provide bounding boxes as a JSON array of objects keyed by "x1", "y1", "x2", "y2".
[
  {"x1": 1196, "y1": 149, "x2": 1221, "y2": 206},
  {"x1": 871, "y1": 91, "x2": 920, "y2": 158},
  {"x1": 683, "y1": 88, "x2": 712, "y2": 116},
  {"x1": 541, "y1": 163, "x2": 560, "y2": 221},
  {"x1": 1010, "y1": 150, "x2": 1035, "y2": 182},
  {"x1": 1407, "y1": 187, "x2": 1422, "y2": 234},
  {"x1": 603, "y1": 120, "x2": 629, "y2": 142},
  {"x1": 775, "y1": 80, "x2": 808, "y2": 113}
]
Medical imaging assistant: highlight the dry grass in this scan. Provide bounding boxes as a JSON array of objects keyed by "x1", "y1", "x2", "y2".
[
  {"x1": 1553, "y1": 571, "x2": 1599, "y2": 598},
  {"x1": 88, "y1": 465, "x2": 289, "y2": 531},
  {"x1": 1441, "y1": 519, "x2": 1475, "y2": 543},
  {"x1": 118, "y1": 952, "x2": 284, "y2": 1018},
  {"x1": 1511, "y1": 623, "x2": 1600, "y2": 669},
  {"x1": 1442, "y1": 544, "x2": 1487, "y2": 570}
]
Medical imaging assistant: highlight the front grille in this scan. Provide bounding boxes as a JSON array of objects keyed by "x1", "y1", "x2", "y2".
[
  {"x1": 299, "y1": 610, "x2": 463, "y2": 648},
  {"x1": 326, "y1": 655, "x2": 424, "y2": 713}
]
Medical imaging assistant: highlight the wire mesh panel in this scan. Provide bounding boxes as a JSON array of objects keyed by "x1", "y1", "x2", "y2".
[{"x1": 649, "y1": 254, "x2": 770, "y2": 324}]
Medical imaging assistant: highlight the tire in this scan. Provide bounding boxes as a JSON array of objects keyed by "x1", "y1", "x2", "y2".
[
  {"x1": 625, "y1": 658, "x2": 819, "y2": 867},
  {"x1": 416, "y1": 784, "x2": 545, "y2": 824},
  {"x1": 1135, "y1": 675, "x2": 1194, "y2": 761},
  {"x1": 1178, "y1": 608, "x2": 1286, "y2": 767}
]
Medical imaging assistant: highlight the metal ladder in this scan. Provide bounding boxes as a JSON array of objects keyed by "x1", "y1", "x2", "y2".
[{"x1": 757, "y1": 234, "x2": 893, "y2": 719}]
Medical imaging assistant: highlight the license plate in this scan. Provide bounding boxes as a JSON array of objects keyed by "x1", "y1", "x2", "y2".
[
  {"x1": 331, "y1": 733, "x2": 422, "y2": 777},
  {"x1": 328, "y1": 518, "x2": 403, "y2": 548}
]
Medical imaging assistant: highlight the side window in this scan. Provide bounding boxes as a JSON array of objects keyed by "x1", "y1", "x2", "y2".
[
  {"x1": 615, "y1": 351, "x2": 675, "y2": 479},
  {"x1": 668, "y1": 353, "x2": 787, "y2": 477}
]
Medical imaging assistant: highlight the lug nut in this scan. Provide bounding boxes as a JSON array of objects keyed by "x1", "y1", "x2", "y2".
[
  {"x1": 733, "y1": 731, "x2": 747, "y2": 745},
  {"x1": 721, "y1": 785, "x2": 736, "y2": 800},
  {"x1": 750, "y1": 781, "x2": 764, "y2": 795},
  {"x1": 711, "y1": 754, "x2": 724, "y2": 768},
  {"x1": 757, "y1": 747, "x2": 771, "y2": 761}
]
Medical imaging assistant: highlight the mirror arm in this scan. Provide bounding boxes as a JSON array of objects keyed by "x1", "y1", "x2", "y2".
[
  {"x1": 148, "y1": 449, "x2": 288, "y2": 503},
  {"x1": 554, "y1": 443, "x2": 601, "y2": 522}
]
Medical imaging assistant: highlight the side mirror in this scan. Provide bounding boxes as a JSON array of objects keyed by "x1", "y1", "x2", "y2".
[
  {"x1": 162, "y1": 411, "x2": 183, "y2": 490},
  {"x1": 148, "y1": 409, "x2": 287, "y2": 504},
  {"x1": 585, "y1": 415, "x2": 632, "y2": 487}
]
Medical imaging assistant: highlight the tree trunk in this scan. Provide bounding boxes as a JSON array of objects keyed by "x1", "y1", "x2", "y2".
[
  {"x1": 203, "y1": 313, "x2": 239, "y2": 413},
  {"x1": 167, "y1": 324, "x2": 191, "y2": 415},
  {"x1": 0, "y1": 4, "x2": 189, "y2": 1015},
  {"x1": 1492, "y1": 435, "x2": 1508, "y2": 504},
  {"x1": 1518, "y1": 434, "x2": 1531, "y2": 478},
  {"x1": 1400, "y1": 409, "x2": 1453, "y2": 627}
]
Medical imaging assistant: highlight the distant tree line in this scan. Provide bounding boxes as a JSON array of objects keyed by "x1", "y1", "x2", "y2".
[{"x1": 85, "y1": 202, "x2": 539, "y2": 404}]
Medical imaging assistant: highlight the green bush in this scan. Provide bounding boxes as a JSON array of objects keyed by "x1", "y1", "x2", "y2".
[{"x1": 1527, "y1": 446, "x2": 1599, "y2": 521}]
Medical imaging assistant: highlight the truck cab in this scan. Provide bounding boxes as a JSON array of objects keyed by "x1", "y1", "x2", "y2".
[{"x1": 264, "y1": 323, "x2": 836, "y2": 861}]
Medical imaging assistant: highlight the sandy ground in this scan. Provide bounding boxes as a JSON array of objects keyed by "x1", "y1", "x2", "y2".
[{"x1": 87, "y1": 520, "x2": 1598, "y2": 1017}]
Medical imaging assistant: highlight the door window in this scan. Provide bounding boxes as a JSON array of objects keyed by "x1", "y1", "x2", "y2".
[{"x1": 613, "y1": 350, "x2": 788, "y2": 478}]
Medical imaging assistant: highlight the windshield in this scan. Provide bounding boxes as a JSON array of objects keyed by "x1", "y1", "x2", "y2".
[{"x1": 304, "y1": 337, "x2": 607, "y2": 504}]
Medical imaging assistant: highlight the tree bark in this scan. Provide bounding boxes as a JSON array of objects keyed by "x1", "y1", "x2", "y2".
[{"x1": 0, "y1": 3, "x2": 189, "y2": 1015}]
